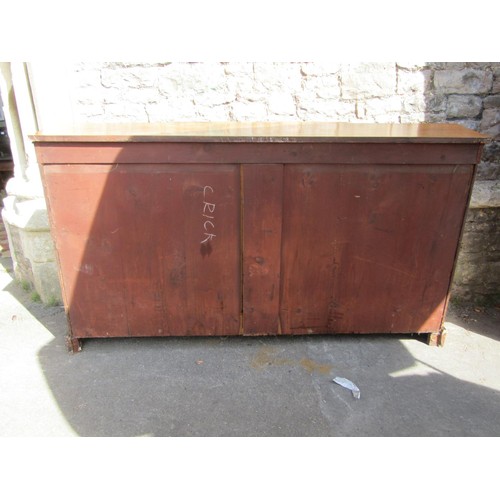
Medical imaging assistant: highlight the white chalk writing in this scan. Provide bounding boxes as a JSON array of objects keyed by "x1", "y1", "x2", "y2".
[{"x1": 201, "y1": 186, "x2": 216, "y2": 244}]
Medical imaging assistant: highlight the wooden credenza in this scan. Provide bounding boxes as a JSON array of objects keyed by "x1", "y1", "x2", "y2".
[{"x1": 31, "y1": 122, "x2": 487, "y2": 351}]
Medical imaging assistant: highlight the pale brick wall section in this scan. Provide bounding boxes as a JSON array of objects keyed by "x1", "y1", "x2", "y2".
[
  {"x1": 71, "y1": 63, "x2": 394, "y2": 122},
  {"x1": 72, "y1": 62, "x2": 418, "y2": 124},
  {"x1": 38, "y1": 62, "x2": 500, "y2": 304}
]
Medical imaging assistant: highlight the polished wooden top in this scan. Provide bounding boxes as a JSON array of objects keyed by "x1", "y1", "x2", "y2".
[{"x1": 30, "y1": 122, "x2": 489, "y2": 143}]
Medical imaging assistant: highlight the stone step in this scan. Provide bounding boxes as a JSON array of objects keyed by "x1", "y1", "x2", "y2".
[{"x1": 0, "y1": 218, "x2": 10, "y2": 255}]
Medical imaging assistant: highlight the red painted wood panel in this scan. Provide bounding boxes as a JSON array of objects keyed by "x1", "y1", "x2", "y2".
[
  {"x1": 43, "y1": 163, "x2": 241, "y2": 338},
  {"x1": 42, "y1": 165, "x2": 129, "y2": 339},
  {"x1": 35, "y1": 141, "x2": 481, "y2": 166},
  {"x1": 35, "y1": 129, "x2": 483, "y2": 349},
  {"x1": 280, "y1": 164, "x2": 474, "y2": 334},
  {"x1": 242, "y1": 164, "x2": 283, "y2": 333}
]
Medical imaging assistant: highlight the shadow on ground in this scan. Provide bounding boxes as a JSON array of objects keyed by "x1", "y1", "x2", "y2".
[
  {"x1": 447, "y1": 302, "x2": 500, "y2": 344},
  {"x1": 3, "y1": 263, "x2": 500, "y2": 437}
]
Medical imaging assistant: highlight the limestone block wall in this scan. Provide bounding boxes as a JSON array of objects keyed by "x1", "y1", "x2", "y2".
[
  {"x1": 3, "y1": 62, "x2": 500, "y2": 305},
  {"x1": 454, "y1": 208, "x2": 500, "y2": 303}
]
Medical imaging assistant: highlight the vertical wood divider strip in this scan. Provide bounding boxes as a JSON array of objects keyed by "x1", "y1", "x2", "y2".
[
  {"x1": 242, "y1": 164, "x2": 284, "y2": 334},
  {"x1": 240, "y1": 163, "x2": 244, "y2": 334}
]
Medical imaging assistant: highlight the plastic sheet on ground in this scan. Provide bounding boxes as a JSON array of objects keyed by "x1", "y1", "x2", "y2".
[{"x1": 333, "y1": 376, "x2": 361, "y2": 399}]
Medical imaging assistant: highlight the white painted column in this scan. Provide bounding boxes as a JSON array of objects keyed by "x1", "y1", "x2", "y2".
[{"x1": 0, "y1": 62, "x2": 61, "y2": 303}]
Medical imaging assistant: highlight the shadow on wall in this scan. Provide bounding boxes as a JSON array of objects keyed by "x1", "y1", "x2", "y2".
[
  {"x1": 0, "y1": 89, "x2": 14, "y2": 197},
  {"x1": 423, "y1": 62, "x2": 500, "y2": 304}
]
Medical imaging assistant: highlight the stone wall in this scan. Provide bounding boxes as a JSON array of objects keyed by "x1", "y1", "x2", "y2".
[
  {"x1": 4, "y1": 62, "x2": 499, "y2": 304},
  {"x1": 454, "y1": 208, "x2": 500, "y2": 305},
  {"x1": 71, "y1": 62, "x2": 437, "y2": 123}
]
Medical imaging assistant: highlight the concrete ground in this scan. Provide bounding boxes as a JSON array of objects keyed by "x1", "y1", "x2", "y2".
[{"x1": 1, "y1": 252, "x2": 500, "y2": 437}]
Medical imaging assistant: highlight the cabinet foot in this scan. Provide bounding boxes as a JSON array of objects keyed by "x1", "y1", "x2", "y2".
[
  {"x1": 66, "y1": 335, "x2": 82, "y2": 353},
  {"x1": 427, "y1": 327, "x2": 447, "y2": 347}
]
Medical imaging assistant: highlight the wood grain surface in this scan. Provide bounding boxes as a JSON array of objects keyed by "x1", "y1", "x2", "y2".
[
  {"x1": 43, "y1": 163, "x2": 241, "y2": 338},
  {"x1": 279, "y1": 164, "x2": 474, "y2": 334},
  {"x1": 31, "y1": 121, "x2": 488, "y2": 143},
  {"x1": 242, "y1": 164, "x2": 283, "y2": 333}
]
